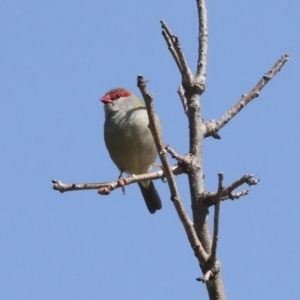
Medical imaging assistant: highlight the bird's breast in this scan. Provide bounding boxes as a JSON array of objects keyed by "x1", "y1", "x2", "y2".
[{"x1": 104, "y1": 107, "x2": 158, "y2": 175}]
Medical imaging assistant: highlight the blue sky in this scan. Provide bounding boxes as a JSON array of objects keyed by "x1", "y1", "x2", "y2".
[{"x1": 0, "y1": 1, "x2": 299, "y2": 299}]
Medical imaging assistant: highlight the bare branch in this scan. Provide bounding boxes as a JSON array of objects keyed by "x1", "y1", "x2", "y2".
[
  {"x1": 196, "y1": 259, "x2": 221, "y2": 283},
  {"x1": 205, "y1": 53, "x2": 290, "y2": 138},
  {"x1": 196, "y1": 173, "x2": 224, "y2": 286},
  {"x1": 204, "y1": 190, "x2": 250, "y2": 207},
  {"x1": 211, "y1": 173, "x2": 224, "y2": 260},
  {"x1": 247, "y1": 178, "x2": 260, "y2": 186},
  {"x1": 205, "y1": 120, "x2": 221, "y2": 139},
  {"x1": 224, "y1": 174, "x2": 259, "y2": 196},
  {"x1": 160, "y1": 21, "x2": 182, "y2": 73},
  {"x1": 164, "y1": 145, "x2": 191, "y2": 167},
  {"x1": 221, "y1": 189, "x2": 249, "y2": 201},
  {"x1": 203, "y1": 174, "x2": 259, "y2": 206},
  {"x1": 196, "y1": 270, "x2": 213, "y2": 283},
  {"x1": 177, "y1": 85, "x2": 188, "y2": 115},
  {"x1": 137, "y1": 75, "x2": 209, "y2": 264},
  {"x1": 195, "y1": 0, "x2": 208, "y2": 93},
  {"x1": 160, "y1": 20, "x2": 194, "y2": 88},
  {"x1": 52, "y1": 165, "x2": 183, "y2": 194}
]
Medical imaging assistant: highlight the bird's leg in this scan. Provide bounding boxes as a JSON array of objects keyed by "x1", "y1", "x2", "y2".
[
  {"x1": 152, "y1": 162, "x2": 163, "y2": 169},
  {"x1": 118, "y1": 172, "x2": 128, "y2": 195}
]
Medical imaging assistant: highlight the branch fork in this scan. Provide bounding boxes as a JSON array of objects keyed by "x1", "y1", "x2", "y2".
[
  {"x1": 160, "y1": 21, "x2": 194, "y2": 88},
  {"x1": 203, "y1": 174, "x2": 260, "y2": 206},
  {"x1": 197, "y1": 173, "x2": 223, "y2": 283}
]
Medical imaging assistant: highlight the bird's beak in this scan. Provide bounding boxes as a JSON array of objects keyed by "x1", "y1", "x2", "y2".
[{"x1": 100, "y1": 94, "x2": 112, "y2": 104}]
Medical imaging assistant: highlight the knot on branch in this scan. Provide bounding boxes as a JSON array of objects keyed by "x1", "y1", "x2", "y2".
[
  {"x1": 52, "y1": 180, "x2": 63, "y2": 192},
  {"x1": 52, "y1": 180, "x2": 78, "y2": 193},
  {"x1": 159, "y1": 148, "x2": 167, "y2": 157},
  {"x1": 228, "y1": 189, "x2": 249, "y2": 200},
  {"x1": 98, "y1": 186, "x2": 112, "y2": 195},
  {"x1": 192, "y1": 80, "x2": 206, "y2": 94},
  {"x1": 189, "y1": 154, "x2": 201, "y2": 173},
  {"x1": 192, "y1": 243, "x2": 203, "y2": 258},
  {"x1": 204, "y1": 120, "x2": 221, "y2": 139},
  {"x1": 247, "y1": 177, "x2": 260, "y2": 186},
  {"x1": 196, "y1": 259, "x2": 221, "y2": 283},
  {"x1": 170, "y1": 195, "x2": 179, "y2": 202}
]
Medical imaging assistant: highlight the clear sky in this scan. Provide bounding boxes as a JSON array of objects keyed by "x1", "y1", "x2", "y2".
[{"x1": 0, "y1": 1, "x2": 299, "y2": 299}]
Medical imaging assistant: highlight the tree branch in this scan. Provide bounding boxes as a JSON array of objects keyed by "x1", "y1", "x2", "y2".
[
  {"x1": 197, "y1": 259, "x2": 221, "y2": 283},
  {"x1": 205, "y1": 53, "x2": 290, "y2": 138},
  {"x1": 157, "y1": 1, "x2": 227, "y2": 298},
  {"x1": 137, "y1": 74, "x2": 209, "y2": 265},
  {"x1": 160, "y1": 20, "x2": 194, "y2": 88},
  {"x1": 164, "y1": 145, "x2": 191, "y2": 168},
  {"x1": 221, "y1": 189, "x2": 249, "y2": 201},
  {"x1": 177, "y1": 85, "x2": 188, "y2": 115},
  {"x1": 211, "y1": 173, "x2": 224, "y2": 260},
  {"x1": 160, "y1": 21, "x2": 182, "y2": 74},
  {"x1": 197, "y1": 174, "x2": 224, "y2": 283},
  {"x1": 52, "y1": 165, "x2": 183, "y2": 194},
  {"x1": 203, "y1": 174, "x2": 260, "y2": 206},
  {"x1": 195, "y1": 0, "x2": 208, "y2": 93}
]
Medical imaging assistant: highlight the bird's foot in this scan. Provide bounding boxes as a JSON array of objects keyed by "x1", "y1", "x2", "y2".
[{"x1": 118, "y1": 177, "x2": 128, "y2": 195}]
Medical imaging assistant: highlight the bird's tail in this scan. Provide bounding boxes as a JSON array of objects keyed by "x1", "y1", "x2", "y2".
[{"x1": 138, "y1": 180, "x2": 162, "y2": 214}]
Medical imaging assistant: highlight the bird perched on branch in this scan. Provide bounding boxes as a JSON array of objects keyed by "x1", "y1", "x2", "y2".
[{"x1": 100, "y1": 88, "x2": 162, "y2": 214}]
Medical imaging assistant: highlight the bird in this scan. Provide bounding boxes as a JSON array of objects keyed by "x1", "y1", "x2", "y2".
[{"x1": 100, "y1": 87, "x2": 162, "y2": 214}]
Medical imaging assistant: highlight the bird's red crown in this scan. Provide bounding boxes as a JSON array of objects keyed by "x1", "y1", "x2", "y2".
[{"x1": 100, "y1": 88, "x2": 131, "y2": 104}]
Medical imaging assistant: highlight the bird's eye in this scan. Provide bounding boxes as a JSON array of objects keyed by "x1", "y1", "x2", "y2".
[{"x1": 115, "y1": 94, "x2": 121, "y2": 99}]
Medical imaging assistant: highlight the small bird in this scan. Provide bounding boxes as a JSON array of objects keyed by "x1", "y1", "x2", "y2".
[{"x1": 100, "y1": 88, "x2": 162, "y2": 214}]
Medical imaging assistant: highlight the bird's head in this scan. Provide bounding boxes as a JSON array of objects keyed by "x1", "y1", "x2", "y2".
[{"x1": 100, "y1": 88, "x2": 131, "y2": 104}]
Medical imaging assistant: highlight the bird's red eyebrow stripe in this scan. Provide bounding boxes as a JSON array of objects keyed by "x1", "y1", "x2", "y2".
[
  {"x1": 112, "y1": 90, "x2": 130, "y2": 97},
  {"x1": 100, "y1": 89, "x2": 131, "y2": 103},
  {"x1": 109, "y1": 90, "x2": 130, "y2": 100}
]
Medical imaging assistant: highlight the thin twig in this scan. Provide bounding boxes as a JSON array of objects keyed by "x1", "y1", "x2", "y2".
[
  {"x1": 195, "y1": 0, "x2": 208, "y2": 93},
  {"x1": 221, "y1": 190, "x2": 249, "y2": 201},
  {"x1": 196, "y1": 259, "x2": 221, "y2": 283},
  {"x1": 164, "y1": 145, "x2": 191, "y2": 165},
  {"x1": 203, "y1": 174, "x2": 259, "y2": 206},
  {"x1": 205, "y1": 53, "x2": 290, "y2": 138},
  {"x1": 224, "y1": 174, "x2": 259, "y2": 197},
  {"x1": 161, "y1": 21, "x2": 182, "y2": 73},
  {"x1": 52, "y1": 165, "x2": 183, "y2": 194},
  {"x1": 210, "y1": 173, "x2": 224, "y2": 260},
  {"x1": 204, "y1": 190, "x2": 250, "y2": 207},
  {"x1": 177, "y1": 85, "x2": 188, "y2": 115},
  {"x1": 160, "y1": 20, "x2": 194, "y2": 88},
  {"x1": 137, "y1": 75, "x2": 208, "y2": 264},
  {"x1": 197, "y1": 270, "x2": 213, "y2": 283}
]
